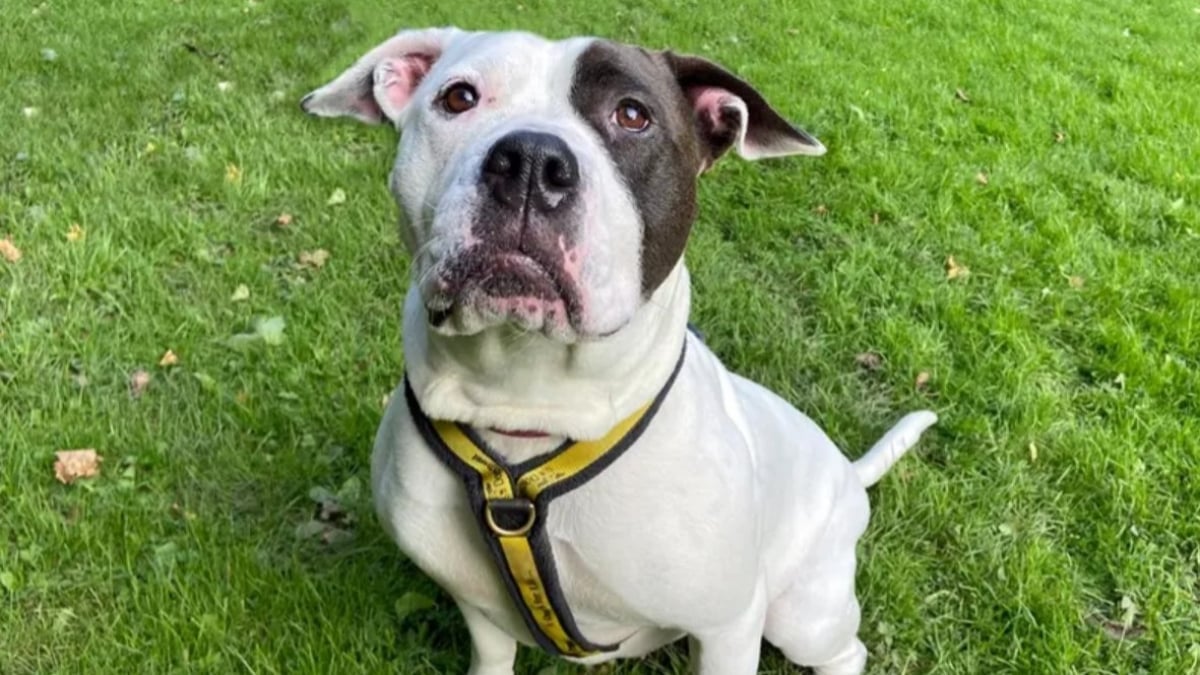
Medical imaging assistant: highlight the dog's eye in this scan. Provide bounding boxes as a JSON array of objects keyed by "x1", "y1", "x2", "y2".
[
  {"x1": 441, "y1": 83, "x2": 479, "y2": 114},
  {"x1": 613, "y1": 99, "x2": 651, "y2": 132}
]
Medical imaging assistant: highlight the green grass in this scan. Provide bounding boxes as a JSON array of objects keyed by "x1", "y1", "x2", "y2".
[{"x1": 3, "y1": 0, "x2": 1198, "y2": 672}]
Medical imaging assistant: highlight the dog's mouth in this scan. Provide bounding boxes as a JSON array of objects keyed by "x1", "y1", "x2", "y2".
[{"x1": 424, "y1": 247, "x2": 584, "y2": 336}]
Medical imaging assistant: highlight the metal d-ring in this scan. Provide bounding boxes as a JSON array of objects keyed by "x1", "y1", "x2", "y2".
[{"x1": 485, "y1": 498, "x2": 537, "y2": 537}]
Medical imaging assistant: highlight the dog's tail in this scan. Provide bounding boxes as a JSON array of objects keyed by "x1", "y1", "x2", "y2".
[{"x1": 853, "y1": 411, "x2": 938, "y2": 488}]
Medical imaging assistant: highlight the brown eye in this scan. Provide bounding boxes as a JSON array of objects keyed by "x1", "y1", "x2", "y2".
[
  {"x1": 441, "y1": 83, "x2": 479, "y2": 114},
  {"x1": 614, "y1": 99, "x2": 651, "y2": 132}
]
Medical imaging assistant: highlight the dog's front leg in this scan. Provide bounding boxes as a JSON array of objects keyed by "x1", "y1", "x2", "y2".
[
  {"x1": 457, "y1": 602, "x2": 517, "y2": 675},
  {"x1": 686, "y1": 586, "x2": 768, "y2": 675}
]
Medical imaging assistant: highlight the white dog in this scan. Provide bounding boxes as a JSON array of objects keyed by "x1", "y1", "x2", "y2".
[{"x1": 303, "y1": 27, "x2": 937, "y2": 674}]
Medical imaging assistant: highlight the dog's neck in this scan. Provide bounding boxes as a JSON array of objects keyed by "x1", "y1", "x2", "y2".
[{"x1": 404, "y1": 263, "x2": 690, "y2": 459}]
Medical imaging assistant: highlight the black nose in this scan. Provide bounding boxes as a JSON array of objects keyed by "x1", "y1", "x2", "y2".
[{"x1": 482, "y1": 131, "x2": 579, "y2": 213}]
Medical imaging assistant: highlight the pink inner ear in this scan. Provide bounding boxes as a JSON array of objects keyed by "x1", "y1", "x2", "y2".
[
  {"x1": 687, "y1": 86, "x2": 741, "y2": 133},
  {"x1": 377, "y1": 53, "x2": 435, "y2": 115}
]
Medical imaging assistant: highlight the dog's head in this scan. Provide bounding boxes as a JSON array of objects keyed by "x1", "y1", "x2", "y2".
[{"x1": 303, "y1": 28, "x2": 823, "y2": 341}]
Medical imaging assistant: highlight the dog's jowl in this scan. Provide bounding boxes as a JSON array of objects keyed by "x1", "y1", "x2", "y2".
[{"x1": 304, "y1": 27, "x2": 937, "y2": 675}]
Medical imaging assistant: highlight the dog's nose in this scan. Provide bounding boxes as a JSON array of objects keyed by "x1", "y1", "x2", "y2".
[{"x1": 482, "y1": 131, "x2": 579, "y2": 213}]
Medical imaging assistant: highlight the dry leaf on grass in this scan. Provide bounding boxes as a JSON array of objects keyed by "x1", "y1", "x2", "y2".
[
  {"x1": 54, "y1": 449, "x2": 102, "y2": 484},
  {"x1": 298, "y1": 249, "x2": 330, "y2": 269},
  {"x1": 326, "y1": 188, "x2": 347, "y2": 206},
  {"x1": 1054, "y1": 130, "x2": 1066, "y2": 144},
  {"x1": 1028, "y1": 441, "x2": 1038, "y2": 462},
  {"x1": 1091, "y1": 597, "x2": 1147, "y2": 641},
  {"x1": 66, "y1": 224, "x2": 85, "y2": 242},
  {"x1": 224, "y1": 163, "x2": 242, "y2": 185},
  {"x1": 915, "y1": 371, "x2": 932, "y2": 391},
  {"x1": 230, "y1": 284, "x2": 251, "y2": 302},
  {"x1": 158, "y1": 349, "x2": 179, "y2": 368},
  {"x1": 1, "y1": 237, "x2": 22, "y2": 263},
  {"x1": 1068, "y1": 275, "x2": 1085, "y2": 289},
  {"x1": 945, "y1": 256, "x2": 969, "y2": 280},
  {"x1": 812, "y1": 204, "x2": 828, "y2": 216},
  {"x1": 954, "y1": 88, "x2": 971, "y2": 103},
  {"x1": 129, "y1": 369, "x2": 151, "y2": 397},
  {"x1": 275, "y1": 213, "x2": 293, "y2": 227},
  {"x1": 855, "y1": 352, "x2": 884, "y2": 371},
  {"x1": 975, "y1": 171, "x2": 989, "y2": 186}
]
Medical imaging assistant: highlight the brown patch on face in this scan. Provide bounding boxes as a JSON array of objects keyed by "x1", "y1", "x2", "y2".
[{"x1": 570, "y1": 41, "x2": 707, "y2": 297}]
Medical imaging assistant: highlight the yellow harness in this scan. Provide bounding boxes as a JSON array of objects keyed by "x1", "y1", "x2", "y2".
[{"x1": 403, "y1": 343, "x2": 685, "y2": 658}]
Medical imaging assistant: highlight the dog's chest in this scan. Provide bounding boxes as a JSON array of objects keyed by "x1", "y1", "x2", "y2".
[{"x1": 370, "y1": 378, "x2": 768, "y2": 637}]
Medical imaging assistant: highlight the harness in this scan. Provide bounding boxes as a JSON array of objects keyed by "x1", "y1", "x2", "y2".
[{"x1": 403, "y1": 342, "x2": 686, "y2": 658}]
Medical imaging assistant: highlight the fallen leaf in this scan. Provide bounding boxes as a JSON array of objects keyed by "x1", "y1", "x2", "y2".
[
  {"x1": 158, "y1": 349, "x2": 179, "y2": 368},
  {"x1": 143, "y1": 141, "x2": 158, "y2": 155},
  {"x1": 813, "y1": 204, "x2": 828, "y2": 216},
  {"x1": 40, "y1": 48, "x2": 58, "y2": 61},
  {"x1": 228, "y1": 315, "x2": 287, "y2": 350},
  {"x1": 1054, "y1": 130, "x2": 1066, "y2": 144},
  {"x1": 326, "y1": 188, "x2": 347, "y2": 206},
  {"x1": 129, "y1": 369, "x2": 151, "y2": 397},
  {"x1": 53, "y1": 449, "x2": 102, "y2": 484},
  {"x1": 954, "y1": 88, "x2": 971, "y2": 103},
  {"x1": 855, "y1": 352, "x2": 884, "y2": 371},
  {"x1": 298, "y1": 249, "x2": 330, "y2": 269},
  {"x1": 275, "y1": 212, "x2": 293, "y2": 227},
  {"x1": 381, "y1": 392, "x2": 392, "y2": 409},
  {"x1": 66, "y1": 224, "x2": 85, "y2": 242},
  {"x1": 785, "y1": 27, "x2": 800, "y2": 36},
  {"x1": 0, "y1": 237, "x2": 21, "y2": 263},
  {"x1": 1114, "y1": 373, "x2": 1126, "y2": 390},
  {"x1": 872, "y1": 212, "x2": 881, "y2": 225},
  {"x1": 1068, "y1": 275, "x2": 1085, "y2": 289},
  {"x1": 230, "y1": 284, "x2": 250, "y2": 302},
  {"x1": 217, "y1": 81, "x2": 233, "y2": 92},
  {"x1": 1028, "y1": 441, "x2": 1038, "y2": 462},
  {"x1": 1120, "y1": 595, "x2": 1138, "y2": 628},
  {"x1": 975, "y1": 171, "x2": 990, "y2": 186},
  {"x1": 915, "y1": 371, "x2": 932, "y2": 391},
  {"x1": 1092, "y1": 604, "x2": 1147, "y2": 642},
  {"x1": 224, "y1": 163, "x2": 242, "y2": 185},
  {"x1": 945, "y1": 256, "x2": 969, "y2": 280},
  {"x1": 22, "y1": 107, "x2": 39, "y2": 118},
  {"x1": 256, "y1": 316, "x2": 286, "y2": 345}
]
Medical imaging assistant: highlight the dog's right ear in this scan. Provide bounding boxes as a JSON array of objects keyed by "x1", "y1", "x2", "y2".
[{"x1": 300, "y1": 27, "x2": 462, "y2": 125}]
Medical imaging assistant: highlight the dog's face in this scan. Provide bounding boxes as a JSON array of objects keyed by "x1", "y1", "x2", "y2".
[{"x1": 303, "y1": 28, "x2": 824, "y2": 341}]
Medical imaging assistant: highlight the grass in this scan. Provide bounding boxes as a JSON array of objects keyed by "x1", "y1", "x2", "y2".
[{"x1": 2, "y1": 0, "x2": 1198, "y2": 672}]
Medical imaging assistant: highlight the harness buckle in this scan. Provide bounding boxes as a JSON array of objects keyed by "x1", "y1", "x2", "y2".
[{"x1": 485, "y1": 498, "x2": 537, "y2": 537}]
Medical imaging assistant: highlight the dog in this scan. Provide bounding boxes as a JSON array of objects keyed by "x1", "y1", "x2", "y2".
[{"x1": 302, "y1": 27, "x2": 937, "y2": 674}]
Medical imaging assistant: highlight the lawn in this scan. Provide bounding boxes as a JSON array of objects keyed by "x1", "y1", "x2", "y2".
[{"x1": 3, "y1": 0, "x2": 1198, "y2": 672}]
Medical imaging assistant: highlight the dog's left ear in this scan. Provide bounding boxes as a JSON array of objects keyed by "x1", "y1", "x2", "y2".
[
  {"x1": 301, "y1": 27, "x2": 462, "y2": 125},
  {"x1": 666, "y1": 52, "x2": 825, "y2": 168}
]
